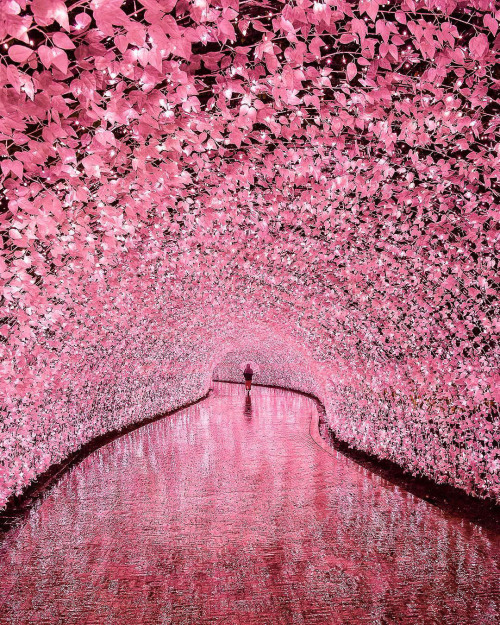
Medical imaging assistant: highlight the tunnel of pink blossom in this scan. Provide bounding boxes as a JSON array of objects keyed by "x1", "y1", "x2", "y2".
[{"x1": 0, "y1": 0, "x2": 499, "y2": 513}]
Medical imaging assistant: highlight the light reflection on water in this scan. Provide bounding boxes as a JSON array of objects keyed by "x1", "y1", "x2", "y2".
[{"x1": 0, "y1": 382, "x2": 498, "y2": 624}]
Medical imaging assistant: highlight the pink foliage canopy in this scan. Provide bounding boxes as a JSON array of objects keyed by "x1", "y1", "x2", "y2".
[{"x1": 0, "y1": 0, "x2": 499, "y2": 506}]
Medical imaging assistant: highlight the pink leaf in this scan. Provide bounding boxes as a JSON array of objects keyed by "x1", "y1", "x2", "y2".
[
  {"x1": 10, "y1": 160, "x2": 23, "y2": 179},
  {"x1": 8, "y1": 45, "x2": 34, "y2": 63},
  {"x1": 359, "y1": 0, "x2": 380, "y2": 22},
  {"x1": 74, "y1": 13, "x2": 91, "y2": 31},
  {"x1": 469, "y1": 34, "x2": 489, "y2": 59},
  {"x1": 53, "y1": 32, "x2": 75, "y2": 50},
  {"x1": 310, "y1": 37, "x2": 324, "y2": 58},
  {"x1": 38, "y1": 45, "x2": 53, "y2": 69},
  {"x1": 218, "y1": 19, "x2": 236, "y2": 42},
  {"x1": 484, "y1": 14, "x2": 498, "y2": 36},
  {"x1": 395, "y1": 11, "x2": 406, "y2": 25},
  {"x1": 32, "y1": 0, "x2": 69, "y2": 31},
  {"x1": 52, "y1": 49, "x2": 69, "y2": 74},
  {"x1": 346, "y1": 62, "x2": 357, "y2": 81}
]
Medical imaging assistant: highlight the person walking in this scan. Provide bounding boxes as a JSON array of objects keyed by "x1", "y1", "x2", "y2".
[{"x1": 243, "y1": 363, "x2": 254, "y2": 393}]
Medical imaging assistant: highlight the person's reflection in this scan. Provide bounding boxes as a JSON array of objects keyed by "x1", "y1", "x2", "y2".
[{"x1": 244, "y1": 393, "x2": 253, "y2": 420}]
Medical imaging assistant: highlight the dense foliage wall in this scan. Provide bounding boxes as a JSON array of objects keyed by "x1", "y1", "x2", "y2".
[{"x1": 1, "y1": 0, "x2": 499, "y2": 507}]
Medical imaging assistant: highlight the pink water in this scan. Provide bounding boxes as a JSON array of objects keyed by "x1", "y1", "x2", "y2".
[{"x1": 0, "y1": 383, "x2": 498, "y2": 624}]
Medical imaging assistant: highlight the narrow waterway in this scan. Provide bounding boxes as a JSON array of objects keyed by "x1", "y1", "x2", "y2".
[{"x1": 0, "y1": 383, "x2": 498, "y2": 624}]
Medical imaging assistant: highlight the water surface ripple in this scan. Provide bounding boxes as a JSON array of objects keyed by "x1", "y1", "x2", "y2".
[{"x1": 0, "y1": 383, "x2": 498, "y2": 624}]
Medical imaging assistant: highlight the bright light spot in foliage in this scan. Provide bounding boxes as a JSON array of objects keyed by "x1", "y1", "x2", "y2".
[{"x1": 0, "y1": 0, "x2": 499, "y2": 508}]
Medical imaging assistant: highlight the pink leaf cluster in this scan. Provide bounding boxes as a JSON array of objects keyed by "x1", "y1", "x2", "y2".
[{"x1": 0, "y1": 0, "x2": 499, "y2": 507}]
